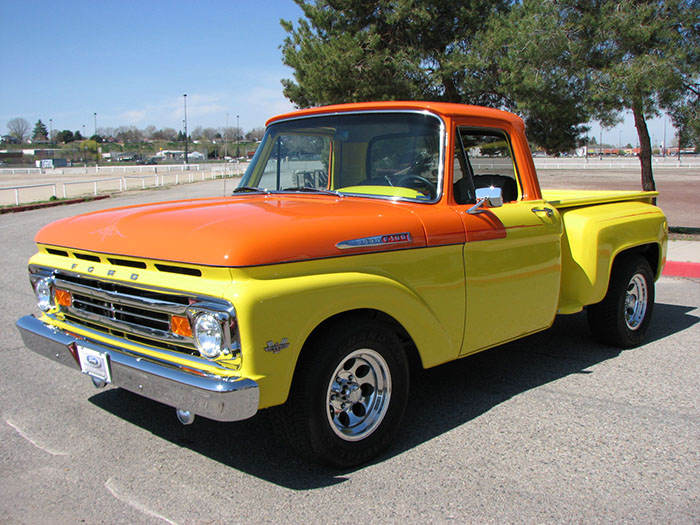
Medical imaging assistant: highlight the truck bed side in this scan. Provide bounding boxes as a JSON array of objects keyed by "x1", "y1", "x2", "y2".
[{"x1": 541, "y1": 190, "x2": 667, "y2": 314}]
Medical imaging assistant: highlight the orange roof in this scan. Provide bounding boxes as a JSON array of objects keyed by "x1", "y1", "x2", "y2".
[{"x1": 266, "y1": 101, "x2": 523, "y2": 127}]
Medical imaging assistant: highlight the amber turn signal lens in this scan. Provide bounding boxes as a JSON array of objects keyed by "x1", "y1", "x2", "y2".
[
  {"x1": 171, "y1": 315, "x2": 193, "y2": 337},
  {"x1": 54, "y1": 288, "x2": 72, "y2": 307}
]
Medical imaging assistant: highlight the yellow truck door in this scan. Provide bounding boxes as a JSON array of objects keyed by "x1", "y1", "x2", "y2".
[{"x1": 451, "y1": 126, "x2": 563, "y2": 355}]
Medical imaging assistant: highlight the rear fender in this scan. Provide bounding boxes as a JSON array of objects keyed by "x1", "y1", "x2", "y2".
[{"x1": 557, "y1": 201, "x2": 667, "y2": 314}]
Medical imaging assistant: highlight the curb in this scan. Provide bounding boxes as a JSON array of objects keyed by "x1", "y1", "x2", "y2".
[
  {"x1": 663, "y1": 261, "x2": 700, "y2": 279},
  {"x1": 0, "y1": 195, "x2": 110, "y2": 214}
]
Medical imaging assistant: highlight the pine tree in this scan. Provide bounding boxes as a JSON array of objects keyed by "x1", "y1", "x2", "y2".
[
  {"x1": 31, "y1": 120, "x2": 49, "y2": 142},
  {"x1": 492, "y1": 0, "x2": 699, "y2": 189},
  {"x1": 281, "y1": 0, "x2": 700, "y2": 187}
]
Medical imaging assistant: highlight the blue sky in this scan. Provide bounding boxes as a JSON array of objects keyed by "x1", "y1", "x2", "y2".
[
  {"x1": 0, "y1": 1, "x2": 304, "y2": 135},
  {"x1": 0, "y1": 1, "x2": 675, "y2": 147}
]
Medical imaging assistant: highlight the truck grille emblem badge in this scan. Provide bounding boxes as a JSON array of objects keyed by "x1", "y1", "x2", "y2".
[{"x1": 264, "y1": 338, "x2": 290, "y2": 354}]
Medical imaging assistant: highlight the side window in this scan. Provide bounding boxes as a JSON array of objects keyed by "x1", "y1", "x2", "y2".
[
  {"x1": 454, "y1": 128, "x2": 520, "y2": 204},
  {"x1": 259, "y1": 134, "x2": 330, "y2": 190}
]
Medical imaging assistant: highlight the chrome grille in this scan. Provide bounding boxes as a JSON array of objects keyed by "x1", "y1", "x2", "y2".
[
  {"x1": 71, "y1": 291, "x2": 171, "y2": 332},
  {"x1": 52, "y1": 271, "x2": 196, "y2": 352}
]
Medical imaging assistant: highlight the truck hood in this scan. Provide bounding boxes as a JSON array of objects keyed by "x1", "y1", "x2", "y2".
[{"x1": 35, "y1": 195, "x2": 430, "y2": 267}]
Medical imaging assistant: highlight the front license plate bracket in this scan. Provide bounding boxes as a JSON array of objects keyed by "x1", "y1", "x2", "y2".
[{"x1": 77, "y1": 345, "x2": 112, "y2": 384}]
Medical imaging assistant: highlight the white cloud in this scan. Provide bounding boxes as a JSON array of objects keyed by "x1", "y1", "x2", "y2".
[
  {"x1": 72, "y1": 77, "x2": 296, "y2": 132},
  {"x1": 118, "y1": 110, "x2": 148, "y2": 124}
]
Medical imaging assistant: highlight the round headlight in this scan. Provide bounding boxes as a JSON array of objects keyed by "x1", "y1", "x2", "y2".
[
  {"x1": 193, "y1": 312, "x2": 224, "y2": 358},
  {"x1": 34, "y1": 277, "x2": 53, "y2": 312}
]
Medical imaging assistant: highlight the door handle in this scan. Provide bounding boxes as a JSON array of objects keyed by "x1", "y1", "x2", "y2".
[{"x1": 531, "y1": 207, "x2": 554, "y2": 217}]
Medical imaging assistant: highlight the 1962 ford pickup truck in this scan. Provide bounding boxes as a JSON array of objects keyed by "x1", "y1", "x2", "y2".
[{"x1": 17, "y1": 102, "x2": 667, "y2": 467}]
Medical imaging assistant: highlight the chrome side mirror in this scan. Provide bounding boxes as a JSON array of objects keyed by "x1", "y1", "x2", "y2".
[{"x1": 468, "y1": 186, "x2": 504, "y2": 214}]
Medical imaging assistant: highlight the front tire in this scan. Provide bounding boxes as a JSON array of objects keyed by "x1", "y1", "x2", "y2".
[
  {"x1": 271, "y1": 317, "x2": 409, "y2": 468},
  {"x1": 588, "y1": 254, "x2": 655, "y2": 347}
]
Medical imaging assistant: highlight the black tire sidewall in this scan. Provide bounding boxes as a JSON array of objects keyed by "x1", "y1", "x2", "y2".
[
  {"x1": 615, "y1": 258, "x2": 654, "y2": 346},
  {"x1": 589, "y1": 254, "x2": 655, "y2": 347},
  {"x1": 302, "y1": 319, "x2": 409, "y2": 467}
]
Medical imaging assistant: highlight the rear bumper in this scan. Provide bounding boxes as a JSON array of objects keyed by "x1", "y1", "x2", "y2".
[{"x1": 16, "y1": 315, "x2": 259, "y2": 422}]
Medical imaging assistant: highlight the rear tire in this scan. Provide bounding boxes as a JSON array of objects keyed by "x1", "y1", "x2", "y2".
[
  {"x1": 270, "y1": 317, "x2": 409, "y2": 468},
  {"x1": 588, "y1": 254, "x2": 655, "y2": 347}
]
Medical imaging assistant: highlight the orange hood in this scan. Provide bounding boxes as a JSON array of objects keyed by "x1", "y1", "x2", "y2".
[{"x1": 35, "y1": 195, "x2": 431, "y2": 267}]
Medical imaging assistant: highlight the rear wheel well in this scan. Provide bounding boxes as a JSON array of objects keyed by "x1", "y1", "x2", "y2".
[{"x1": 614, "y1": 243, "x2": 660, "y2": 278}]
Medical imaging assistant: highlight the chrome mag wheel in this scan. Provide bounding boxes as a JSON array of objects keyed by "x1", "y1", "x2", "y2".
[
  {"x1": 624, "y1": 273, "x2": 648, "y2": 331},
  {"x1": 272, "y1": 317, "x2": 409, "y2": 467},
  {"x1": 326, "y1": 348, "x2": 392, "y2": 442},
  {"x1": 588, "y1": 254, "x2": 655, "y2": 348}
]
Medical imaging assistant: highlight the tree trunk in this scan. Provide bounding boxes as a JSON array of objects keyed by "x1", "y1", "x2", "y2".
[
  {"x1": 632, "y1": 103, "x2": 656, "y2": 192},
  {"x1": 442, "y1": 75, "x2": 460, "y2": 103}
]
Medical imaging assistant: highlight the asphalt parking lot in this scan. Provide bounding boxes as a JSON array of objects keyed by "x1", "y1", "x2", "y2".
[{"x1": 1, "y1": 180, "x2": 698, "y2": 523}]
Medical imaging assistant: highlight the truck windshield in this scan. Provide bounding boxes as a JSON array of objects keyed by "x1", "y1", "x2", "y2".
[{"x1": 239, "y1": 112, "x2": 443, "y2": 202}]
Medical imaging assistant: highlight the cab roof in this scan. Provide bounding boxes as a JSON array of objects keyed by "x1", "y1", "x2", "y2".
[{"x1": 266, "y1": 101, "x2": 524, "y2": 127}]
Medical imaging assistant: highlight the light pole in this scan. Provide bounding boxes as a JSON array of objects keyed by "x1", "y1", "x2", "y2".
[
  {"x1": 93, "y1": 113, "x2": 99, "y2": 166},
  {"x1": 82, "y1": 124, "x2": 87, "y2": 163},
  {"x1": 183, "y1": 94, "x2": 188, "y2": 164},
  {"x1": 663, "y1": 114, "x2": 667, "y2": 158},
  {"x1": 224, "y1": 112, "x2": 229, "y2": 160},
  {"x1": 49, "y1": 119, "x2": 53, "y2": 159},
  {"x1": 236, "y1": 114, "x2": 240, "y2": 158}
]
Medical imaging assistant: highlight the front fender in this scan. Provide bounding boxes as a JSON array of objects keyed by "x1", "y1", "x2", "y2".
[{"x1": 227, "y1": 246, "x2": 466, "y2": 408}]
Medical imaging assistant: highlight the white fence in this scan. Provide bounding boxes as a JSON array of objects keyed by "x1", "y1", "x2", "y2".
[
  {"x1": 533, "y1": 158, "x2": 700, "y2": 170},
  {"x1": 1, "y1": 183, "x2": 57, "y2": 206},
  {"x1": 0, "y1": 167, "x2": 43, "y2": 176},
  {"x1": 0, "y1": 162, "x2": 239, "y2": 177},
  {"x1": 0, "y1": 165, "x2": 242, "y2": 206}
]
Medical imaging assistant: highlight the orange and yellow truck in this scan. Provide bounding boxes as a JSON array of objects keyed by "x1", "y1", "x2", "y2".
[{"x1": 17, "y1": 102, "x2": 667, "y2": 467}]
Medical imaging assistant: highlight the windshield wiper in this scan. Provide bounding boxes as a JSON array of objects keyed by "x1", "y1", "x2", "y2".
[
  {"x1": 280, "y1": 187, "x2": 344, "y2": 197},
  {"x1": 233, "y1": 186, "x2": 270, "y2": 194}
]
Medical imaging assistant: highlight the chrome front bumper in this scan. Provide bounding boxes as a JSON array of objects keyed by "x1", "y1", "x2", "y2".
[{"x1": 16, "y1": 315, "x2": 259, "y2": 422}]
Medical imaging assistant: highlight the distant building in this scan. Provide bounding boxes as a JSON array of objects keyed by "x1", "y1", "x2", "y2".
[
  {"x1": 153, "y1": 150, "x2": 205, "y2": 161},
  {"x1": 36, "y1": 159, "x2": 69, "y2": 168},
  {"x1": 154, "y1": 150, "x2": 185, "y2": 161},
  {"x1": 113, "y1": 152, "x2": 138, "y2": 162},
  {"x1": 0, "y1": 150, "x2": 23, "y2": 161}
]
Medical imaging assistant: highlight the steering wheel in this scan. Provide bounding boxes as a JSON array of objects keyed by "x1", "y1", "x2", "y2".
[{"x1": 396, "y1": 174, "x2": 437, "y2": 199}]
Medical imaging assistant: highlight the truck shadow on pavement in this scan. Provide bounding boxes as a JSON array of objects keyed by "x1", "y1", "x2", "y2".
[{"x1": 88, "y1": 302, "x2": 698, "y2": 490}]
